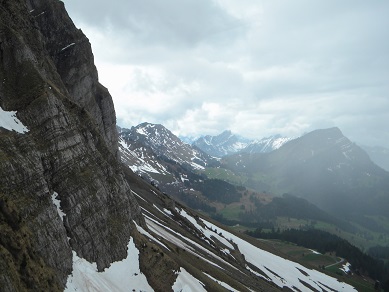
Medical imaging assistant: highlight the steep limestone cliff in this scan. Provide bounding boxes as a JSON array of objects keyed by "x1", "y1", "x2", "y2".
[{"x1": 0, "y1": 0, "x2": 142, "y2": 290}]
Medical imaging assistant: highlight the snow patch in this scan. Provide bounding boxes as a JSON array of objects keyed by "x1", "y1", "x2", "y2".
[
  {"x1": 132, "y1": 191, "x2": 147, "y2": 202},
  {"x1": 204, "y1": 273, "x2": 238, "y2": 292},
  {"x1": 340, "y1": 262, "x2": 351, "y2": 274},
  {"x1": 145, "y1": 216, "x2": 237, "y2": 271},
  {"x1": 135, "y1": 221, "x2": 171, "y2": 251},
  {"x1": 65, "y1": 238, "x2": 153, "y2": 292},
  {"x1": 179, "y1": 209, "x2": 234, "y2": 250},
  {"x1": 136, "y1": 127, "x2": 148, "y2": 136},
  {"x1": 61, "y1": 43, "x2": 75, "y2": 51},
  {"x1": 34, "y1": 11, "x2": 45, "y2": 17},
  {"x1": 172, "y1": 268, "x2": 206, "y2": 292},
  {"x1": 51, "y1": 192, "x2": 65, "y2": 221},
  {"x1": 0, "y1": 107, "x2": 29, "y2": 133},
  {"x1": 163, "y1": 208, "x2": 173, "y2": 216}
]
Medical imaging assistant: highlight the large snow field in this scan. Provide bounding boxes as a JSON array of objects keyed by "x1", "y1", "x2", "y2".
[
  {"x1": 52, "y1": 192, "x2": 152, "y2": 291},
  {"x1": 65, "y1": 238, "x2": 153, "y2": 292}
]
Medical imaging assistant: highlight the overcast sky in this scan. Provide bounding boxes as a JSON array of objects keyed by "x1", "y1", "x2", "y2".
[{"x1": 62, "y1": 0, "x2": 389, "y2": 147}]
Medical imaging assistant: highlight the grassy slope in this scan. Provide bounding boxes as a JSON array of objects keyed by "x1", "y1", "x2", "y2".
[
  {"x1": 204, "y1": 167, "x2": 389, "y2": 251},
  {"x1": 262, "y1": 239, "x2": 377, "y2": 292}
]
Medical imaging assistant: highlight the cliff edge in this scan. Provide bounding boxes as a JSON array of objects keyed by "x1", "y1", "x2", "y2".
[{"x1": 0, "y1": 0, "x2": 142, "y2": 290}]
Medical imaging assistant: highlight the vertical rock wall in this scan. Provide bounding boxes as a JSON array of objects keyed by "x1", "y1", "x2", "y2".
[{"x1": 0, "y1": 0, "x2": 142, "y2": 290}]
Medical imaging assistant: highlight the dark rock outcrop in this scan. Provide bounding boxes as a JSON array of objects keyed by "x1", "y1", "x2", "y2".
[{"x1": 0, "y1": 0, "x2": 142, "y2": 290}]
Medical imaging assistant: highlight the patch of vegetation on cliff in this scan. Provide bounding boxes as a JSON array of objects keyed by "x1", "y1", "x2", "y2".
[{"x1": 0, "y1": 195, "x2": 62, "y2": 291}]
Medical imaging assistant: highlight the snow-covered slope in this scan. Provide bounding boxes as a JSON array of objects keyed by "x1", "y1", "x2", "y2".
[
  {"x1": 119, "y1": 123, "x2": 211, "y2": 175},
  {"x1": 241, "y1": 135, "x2": 292, "y2": 154},
  {"x1": 175, "y1": 210, "x2": 354, "y2": 291},
  {"x1": 62, "y1": 181, "x2": 355, "y2": 291},
  {"x1": 56, "y1": 165, "x2": 357, "y2": 291},
  {"x1": 118, "y1": 122, "x2": 221, "y2": 200},
  {"x1": 119, "y1": 136, "x2": 170, "y2": 175},
  {"x1": 65, "y1": 239, "x2": 153, "y2": 292}
]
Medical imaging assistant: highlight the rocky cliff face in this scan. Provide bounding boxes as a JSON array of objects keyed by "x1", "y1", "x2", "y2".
[{"x1": 0, "y1": 0, "x2": 142, "y2": 290}]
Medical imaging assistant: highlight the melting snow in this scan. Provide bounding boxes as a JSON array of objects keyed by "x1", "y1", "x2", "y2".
[
  {"x1": 153, "y1": 204, "x2": 174, "y2": 219},
  {"x1": 145, "y1": 215, "x2": 237, "y2": 271},
  {"x1": 135, "y1": 221, "x2": 171, "y2": 251},
  {"x1": 169, "y1": 208, "x2": 355, "y2": 291},
  {"x1": 204, "y1": 273, "x2": 238, "y2": 292},
  {"x1": 136, "y1": 127, "x2": 148, "y2": 136},
  {"x1": 0, "y1": 107, "x2": 29, "y2": 133},
  {"x1": 51, "y1": 192, "x2": 152, "y2": 292},
  {"x1": 172, "y1": 268, "x2": 206, "y2": 292},
  {"x1": 132, "y1": 191, "x2": 147, "y2": 202},
  {"x1": 61, "y1": 43, "x2": 75, "y2": 51},
  {"x1": 179, "y1": 209, "x2": 234, "y2": 250},
  {"x1": 190, "y1": 161, "x2": 205, "y2": 170},
  {"x1": 34, "y1": 11, "x2": 45, "y2": 17},
  {"x1": 51, "y1": 192, "x2": 65, "y2": 221},
  {"x1": 119, "y1": 137, "x2": 168, "y2": 175},
  {"x1": 65, "y1": 238, "x2": 153, "y2": 292},
  {"x1": 201, "y1": 218, "x2": 356, "y2": 291},
  {"x1": 340, "y1": 262, "x2": 351, "y2": 274},
  {"x1": 163, "y1": 208, "x2": 173, "y2": 216}
]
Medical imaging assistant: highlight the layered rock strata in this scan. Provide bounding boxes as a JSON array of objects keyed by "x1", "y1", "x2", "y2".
[{"x1": 0, "y1": 0, "x2": 142, "y2": 290}]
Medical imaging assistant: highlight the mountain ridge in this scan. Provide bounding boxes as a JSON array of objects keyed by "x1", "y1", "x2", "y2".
[
  {"x1": 119, "y1": 122, "x2": 215, "y2": 177},
  {"x1": 0, "y1": 1, "x2": 379, "y2": 291},
  {"x1": 192, "y1": 130, "x2": 292, "y2": 157},
  {"x1": 362, "y1": 145, "x2": 389, "y2": 172},
  {"x1": 222, "y1": 127, "x2": 389, "y2": 216}
]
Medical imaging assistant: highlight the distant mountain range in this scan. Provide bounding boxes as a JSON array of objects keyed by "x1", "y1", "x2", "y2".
[
  {"x1": 118, "y1": 124, "x2": 291, "y2": 193},
  {"x1": 189, "y1": 128, "x2": 389, "y2": 172},
  {"x1": 119, "y1": 124, "x2": 389, "y2": 218},
  {"x1": 222, "y1": 127, "x2": 389, "y2": 217},
  {"x1": 119, "y1": 123, "x2": 389, "y2": 252},
  {"x1": 192, "y1": 130, "x2": 252, "y2": 157},
  {"x1": 192, "y1": 130, "x2": 292, "y2": 157}
]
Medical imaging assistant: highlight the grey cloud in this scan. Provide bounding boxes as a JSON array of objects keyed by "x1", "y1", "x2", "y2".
[
  {"x1": 64, "y1": 0, "x2": 244, "y2": 48},
  {"x1": 63, "y1": 0, "x2": 389, "y2": 148}
]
